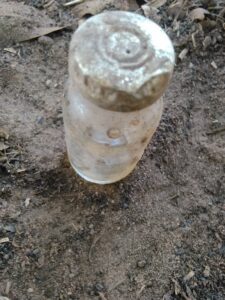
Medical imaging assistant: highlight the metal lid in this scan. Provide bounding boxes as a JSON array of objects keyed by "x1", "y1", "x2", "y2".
[{"x1": 69, "y1": 11, "x2": 175, "y2": 112}]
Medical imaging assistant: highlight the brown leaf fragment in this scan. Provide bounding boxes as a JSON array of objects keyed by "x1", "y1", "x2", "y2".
[
  {"x1": 189, "y1": 8, "x2": 209, "y2": 21},
  {"x1": 72, "y1": 0, "x2": 129, "y2": 18}
]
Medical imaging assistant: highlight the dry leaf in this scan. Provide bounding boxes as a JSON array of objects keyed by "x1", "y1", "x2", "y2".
[
  {"x1": 168, "y1": 0, "x2": 183, "y2": 18},
  {"x1": 72, "y1": 0, "x2": 129, "y2": 18},
  {"x1": 189, "y1": 8, "x2": 209, "y2": 21},
  {"x1": 146, "y1": 0, "x2": 166, "y2": 8},
  {"x1": 142, "y1": 5, "x2": 161, "y2": 23},
  {"x1": 0, "y1": 1, "x2": 66, "y2": 47}
]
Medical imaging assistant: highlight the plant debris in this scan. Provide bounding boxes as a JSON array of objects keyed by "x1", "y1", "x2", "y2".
[
  {"x1": 71, "y1": 0, "x2": 130, "y2": 18},
  {"x1": 0, "y1": 1, "x2": 67, "y2": 47},
  {"x1": 189, "y1": 7, "x2": 210, "y2": 21},
  {"x1": 0, "y1": 237, "x2": 10, "y2": 244}
]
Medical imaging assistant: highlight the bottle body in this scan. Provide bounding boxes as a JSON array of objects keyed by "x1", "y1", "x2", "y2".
[
  {"x1": 63, "y1": 80, "x2": 163, "y2": 184},
  {"x1": 63, "y1": 11, "x2": 175, "y2": 184}
]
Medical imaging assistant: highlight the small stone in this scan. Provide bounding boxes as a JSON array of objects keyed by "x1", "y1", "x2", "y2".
[
  {"x1": 137, "y1": 260, "x2": 147, "y2": 268},
  {"x1": 4, "y1": 224, "x2": 16, "y2": 233},
  {"x1": 36, "y1": 116, "x2": 44, "y2": 124},
  {"x1": 45, "y1": 79, "x2": 52, "y2": 88},
  {"x1": 216, "y1": 33, "x2": 223, "y2": 43},
  {"x1": 95, "y1": 283, "x2": 104, "y2": 292},
  {"x1": 203, "y1": 36, "x2": 211, "y2": 50},
  {"x1": 211, "y1": 61, "x2": 217, "y2": 69},
  {"x1": 27, "y1": 288, "x2": 34, "y2": 293},
  {"x1": 178, "y1": 48, "x2": 188, "y2": 60},
  {"x1": 25, "y1": 197, "x2": 30, "y2": 208},
  {"x1": 203, "y1": 266, "x2": 210, "y2": 278},
  {"x1": 38, "y1": 36, "x2": 54, "y2": 46},
  {"x1": 3, "y1": 254, "x2": 10, "y2": 261}
]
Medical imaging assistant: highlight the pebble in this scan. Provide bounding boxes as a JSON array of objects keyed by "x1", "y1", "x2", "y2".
[
  {"x1": 3, "y1": 254, "x2": 10, "y2": 261},
  {"x1": 45, "y1": 79, "x2": 52, "y2": 88},
  {"x1": 36, "y1": 116, "x2": 44, "y2": 124},
  {"x1": 203, "y1": 266, "x2": 210, "y2": 278},
  {"x1": 137, "y1": 260, "x2": 147, "y2": 268},
  {"x1": 203, "y1": 36, "x2": 211, "y2": 50},
  {"x1": 38, "y1": 36, "x2": 54, "y2": 46},
  {"x1": 4, "y1": 224, "x2": 16, "y2": 233},
  {"x1": 178, "y1": 48, "x2": 188, "y2": 61},
  {"x1": 27, "y1": 288, "x2": 34, "y2": 293},
  {"x1": 95, "y1": 283, "x2": 104, "y2": 292},
  {"x1": 25, "y1": 197, "x2": 30, "y2": 207}
]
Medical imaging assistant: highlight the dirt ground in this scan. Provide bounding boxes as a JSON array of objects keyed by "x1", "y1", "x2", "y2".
[{"x1": 0, "y1": 0, "x2": 225, "y2": 299}]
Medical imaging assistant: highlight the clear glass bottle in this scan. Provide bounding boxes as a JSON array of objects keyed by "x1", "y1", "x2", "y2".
[{"x1": 63, "y1": 11, "x2": 175, "y2": 184}]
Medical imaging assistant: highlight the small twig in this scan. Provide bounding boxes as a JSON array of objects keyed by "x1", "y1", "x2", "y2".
[
  {"x1": 167, "y1": 193, "x2": 179, "y2": 202},
  {"x1": 5, "y1": 281, "x2": 11, "y2": 295},
  {"x1": 172, "y1": 0, "x2": 188, "y2": 25},
  {"x1": 43, "y1": 0, "x2": 55, "y2": 8},
  {"x1": 206, "y1": 126, "x2": 225, "y2": 136},
  {"x1": 137, "y1": 285, "x2": 146, "y2": 299},
  {"x1": 108, "y1": 279, "x2": 125, "y2": 292},
  {"x1": 63, "y1": 0, "x2": 84, "y2": 7},
  {"x1": 88, "y1": 231, "x2": 104, "y2": 262},
  {"x1": 191, "y1": 30, "x2": 198, "y2": 48}
]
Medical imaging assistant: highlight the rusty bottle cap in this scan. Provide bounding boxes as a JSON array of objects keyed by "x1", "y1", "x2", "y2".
[{"x1": 69, "y1": 11, "x2": 175, "y2": 112}]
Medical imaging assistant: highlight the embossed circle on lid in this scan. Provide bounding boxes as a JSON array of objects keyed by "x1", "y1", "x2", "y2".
[{"x1": 69, "y1": 11, "x2": 175, "y2": 112}]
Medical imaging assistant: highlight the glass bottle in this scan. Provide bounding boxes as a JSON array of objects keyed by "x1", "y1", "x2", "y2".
[{"x1": 63, "y1": 11, "x2": 175, "y2": 184}]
